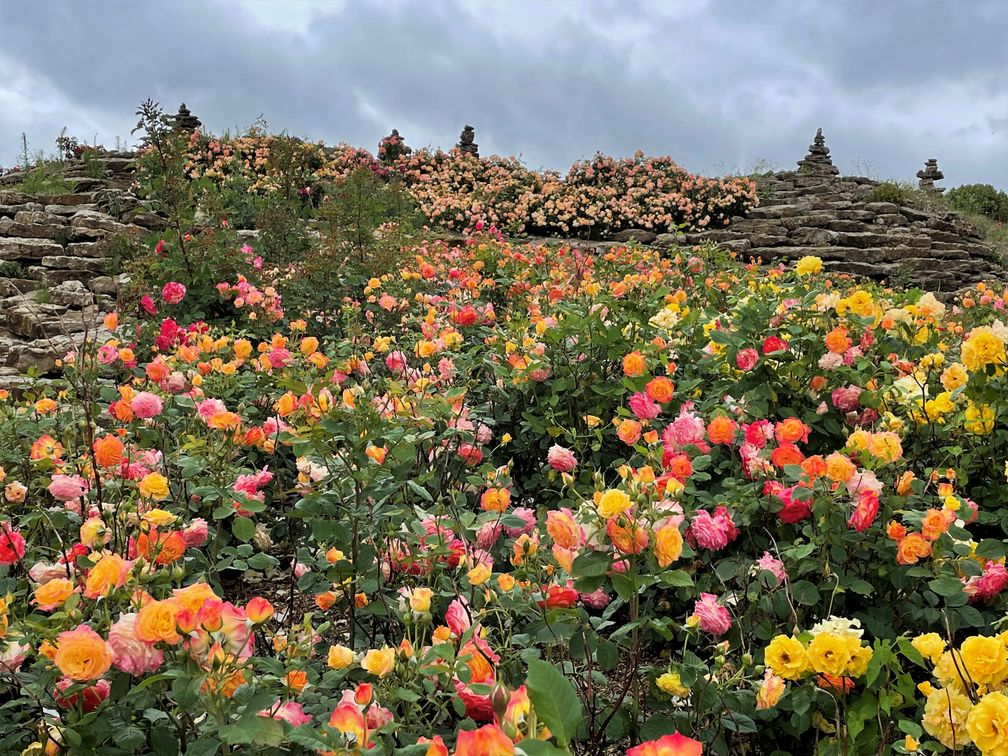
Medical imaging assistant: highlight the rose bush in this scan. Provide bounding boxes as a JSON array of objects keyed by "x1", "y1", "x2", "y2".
[{"x1": 6, "y1": 231, "x2": 1008, "y2": 754}]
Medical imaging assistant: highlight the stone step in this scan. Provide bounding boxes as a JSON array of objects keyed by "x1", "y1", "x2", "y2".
[{"x1": 0, "y1": 237, "x2": 65, "y2": 261}]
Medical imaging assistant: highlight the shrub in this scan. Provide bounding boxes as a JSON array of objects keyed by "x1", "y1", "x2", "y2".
[
  {"x1": 866, "y1": 181, "x2": 914, "y2": 205},
  {"x1": 945, "y1": 183, "x2": 1008, "y2": 223}
]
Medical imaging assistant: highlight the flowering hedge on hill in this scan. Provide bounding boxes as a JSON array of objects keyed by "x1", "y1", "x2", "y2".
[
  {"x1": 6, "y1": 235, "x2": 1008, "y2": 754},
  {"x1": 175, "y1": 132, "x2": 757, "y2": 235}
]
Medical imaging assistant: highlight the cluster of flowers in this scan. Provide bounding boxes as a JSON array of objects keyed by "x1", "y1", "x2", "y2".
[
  {"x1": 913, "y1": 632, "x2": 1008, "y2": 754},
  {"x1": 177, "y1": 130, "x2": 758, "y2": 234}
]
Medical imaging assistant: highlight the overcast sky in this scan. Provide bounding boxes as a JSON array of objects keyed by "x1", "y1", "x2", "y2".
[{"x1": 1, "y1": 0, "x2": 1006, "y2": 186}]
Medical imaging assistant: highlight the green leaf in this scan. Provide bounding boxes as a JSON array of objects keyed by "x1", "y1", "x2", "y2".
[
  {"x1": 928, "y1": 575, "x2": 965, "y2": 598},
  {"x1": 232, "y1": 516, "x2": 255, "y2": 542},
  {"x1": 658, "y1": 570, "x2": 693, "y2": 588},
  {"x1": 525, "y1": 659, "x2": 583, "y2": 747}
]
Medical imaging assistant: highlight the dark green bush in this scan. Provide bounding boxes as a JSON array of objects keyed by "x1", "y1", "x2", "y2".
[
  {"x1": 945, "y1": 183, "x2": 1008, "y2": 222},
  {"x1": 866, "y1": 181, "x2": 913, "y2": 205}
]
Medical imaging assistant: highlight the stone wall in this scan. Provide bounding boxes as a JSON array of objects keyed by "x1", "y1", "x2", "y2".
[
  {"x1": 667, "y1": 133, "x2": 1003, "y2": 293},
  {"x1": 0, "y1": 154, "x2": 161, "y2": 385}
]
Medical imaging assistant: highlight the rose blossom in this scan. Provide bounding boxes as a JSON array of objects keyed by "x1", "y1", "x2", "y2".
[
  {"x1": 755, "y1": 551, "x2": 788, "y2": 583},
  {"x1": 161, "y1": 282, "x2": 187, "y2": 305},
  {"x1": 628, "y1": 392, "x2": 661, "y2": 420},
  {"x1": 48, "y1": 474, "x2": 87, "y2": 502},
  {"x1": 108, "y1": 613, "x2": 164, "y2": 675},
  {"x1": 131, "y1": 392, "x2": 164, "y2": 419},
  {"x1": 547, "y1": 444, "x2": 577, "y2": 473},
  {"x1": 693, "y1": 593, "x2": 731, "y2": 635},
  {"x1": 735, "y1": 348, "x2": 759, "y2": 371}
]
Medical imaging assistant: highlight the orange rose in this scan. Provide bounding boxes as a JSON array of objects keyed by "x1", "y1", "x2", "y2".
[
  {"x1": 707, "y1": 416, "x2": 738, "y2": 445},
  {"x1": 617, "y1": 419, "x2": 642, "y2": 445},
  {"x1": 607, "y1": 515, "x2": 649, "y2": 554},
  {"x1": 896, "y1": 533, "x2": 932, "y2": 565},
  {"x1": 921, "y1": 508, "x2": 953, "y2": 541},
  {"x1": 136, "y1": 599, "x2": 180, "y2": 645},
  {"x1": 645, "y1": 376, "x2": 674, "y2": 403},
  {"x1": 54, "y1": 625, "x2": 113, "y2": 681},
  {"x1": 34, "y1": 577, "x2": 76, "y2": 611},
  {"x1": 825, "y1": 327, "x2": 852, "y2": 354},
  {"x1": 93, "y1": 435, "x2": 125, "y2": 468},
  {"x1": 480, "y1": 487, "x2": 511, "y2": 513},
  {"x1": 136, "y1": 528, "x2": 186, "y2": 565},
  {"x1": 83, "y1": 553, "x2": 132, "y2": 599},
  {"x1": 771, "y1": 444, "x2": 804, "y2": 467},
  {"x1": 775, "y1": 417, "x2": 809, "y2": 444},
  {"x1": 801, "y1": 455, "x2": 827, "y2": 480},
  {"x1": 622, "y1": 351, "x2": 647, "y2": 378}
]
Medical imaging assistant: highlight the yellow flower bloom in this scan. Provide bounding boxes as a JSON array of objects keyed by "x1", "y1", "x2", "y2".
[
  {"x1": 968, "y1": 691, "x2": 1008, "y2": 754},
  {"x1": 911, "y1": 633, "x2": 946, "y2": 665},
  {"x1": 807, "y1": 632, "x2": 854, "y2": 677},
  {"x1": 597, "y1": 489, "x2": 632, "y2": 519},
  {"x1": 656, "y1": 671, "x2": 690, "y2": 697},
  {"x1": 327, "y1": 644, "x2": 355, "y2": 670},
  {"x1": 361, "y1": 647, "x2": 396, "y2": 678},
  {"x1": 960, "y1": 635, "x2": 1008, "y2": 686},
  {"x1": 764, "y1": 635, "x2": 808, "y2": 681},
  {"x1": 795, "y1": 255, "x2": 823, "y2": 276},
  {"x1": 138, "y1": 472, "x2": 169, "y2": 501},
  {"x1": 923, "y1": 687, "x2": 972, "y2": 750}
]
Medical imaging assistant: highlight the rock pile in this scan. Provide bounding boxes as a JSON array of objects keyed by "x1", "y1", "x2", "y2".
[
  {"x1": 669, "y1": 132, "x2": 1002, "y2": 293},
  {"x1": 0, "y1": 154, "x2": 161, "y2": 385}
]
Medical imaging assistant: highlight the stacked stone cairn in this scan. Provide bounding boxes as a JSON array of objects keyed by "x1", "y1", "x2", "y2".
[
  {"x1": 458, "y1": 125, "x2": 478, "y2": 157},
  {"x1": 917, "y1": 159, "x2": 945, "y2": 194}
]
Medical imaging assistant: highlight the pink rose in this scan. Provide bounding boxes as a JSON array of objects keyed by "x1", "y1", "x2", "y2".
[
  {"x1": 735, "y1": 348, "x2": 759, "y2": 371},
  {"x1": 966, "y1": 562, "x2": 1008, "y2": 602},
  {"x1": 182, "y1": 518, "x2": 209, "y2": 547},
  {"x1": 140, "y1": 294, "x2": 158, "y2": 316},
  {"x1": 547, "y1": 444, "x2": 577, "y2": 473},
  {"x1": 689, "y1": 509, "x2": 730, "y2": 551},
  {"x1": 628, "y1": 392, "x2": 660, "y2": 420},
  {"x1": 505, "y1": 507, "x2": 537, "y2": 537},
  {"x1": 831, "y1": 385, "x2": 862, "y2": 413},
  {"x1": 261, "y1": 701, "x2": 312, "y2": 727},
  {"x1": 664, "y1": 406, "x2": 707, "y2": 451},
  {"x1": 385, "y1": 350, "x2": 408, "y2": 375},
  {"x1": 131, "y1": 391, "x2": 163, "y2": 419},
  {"x1": 755, "y1": 551, "x2": 787, "y2": 583},
  {"x1": 445, "y1": 597, "x2": 471, "y2": 636},
  {"x1": 48, "y1": 474, "x2": 87, "y2": 502},
  {"x1": 161, "y1": 282, "x2": 187, "y2": 305},
  {"x1": 108, "y1": 613, "x2": 164, "y2": 676},
  {"x1": 475, "y1": 521, "x2": 503, "y2": 549},
  {"x1": 693, "y1": 593, "x2": 731, "y2": 635},
  {"x1": 579, "y1": 587, "x2": 611, "y2": 610},
  {"x1": 848, "y1": 491, "x2": 879, "y2": 532}
]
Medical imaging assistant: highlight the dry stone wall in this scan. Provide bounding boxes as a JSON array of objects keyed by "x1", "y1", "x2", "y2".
[{"x1": 0, "y1": 154, "x2": 162, "y2": 385}]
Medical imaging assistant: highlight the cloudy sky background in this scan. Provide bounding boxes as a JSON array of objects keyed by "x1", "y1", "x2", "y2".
[{"x1": 1, "y1": 0, "x2": 1006, "y2": 186}]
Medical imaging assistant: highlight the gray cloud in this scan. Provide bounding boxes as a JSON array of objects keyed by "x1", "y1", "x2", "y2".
[{"x1": 0, "y1": 0, "x2": 1005, "y2": 187}]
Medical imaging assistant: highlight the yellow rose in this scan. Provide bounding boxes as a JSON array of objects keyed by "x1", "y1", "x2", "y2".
[
  {"x1": 327, "y1": 644, "x2": 355, "y2": 670},
  {"x1": 940, "y1": 362, "x2": 968, "y2": 391},
  {"x1": 795, "y1": 255, "x2": 823, "y2": 276},
  {"x1": 960, "y1": 635, "x2": 1008, "y2": 686},
  {"x1": 467, "y1": 563, "x2": 492, "y2": 586},
  {"x1": 764, "y1": 635, "x2": 808, "y2": 681},
  {"x1": 653, "y1": 524, "x2": 683, "y2": 568},
  {"x1": 142, "y1": 508, "x2": 178, "y2": 527},
  {"x1": 923, "y1": 687, "x2": 972, "y2": 750},
  {"x1": 656, "y1": 671, "x2": 690, "y2": 697},
  {"x1": 807, "y1": 633, "x2": 853, "y2": 677},
  {"x1": 33, "y1": 578, "x2": 76, "y2": 611},
  {"x1": 968, "y1": 691, "x2": 1008, "y2": 754},
  {"x1": 597, "y1": 489, "x2": 632, "y2": 519},
  {"x1": 962, "y1": 327, "x2": 1006, "y2": 373},
  {"x1": 409, "y1": 587, "x2": 433, "y2": 614},
  {"x1": 361, "y1": 647, "x2": 396, "y2": 678},
  {"x1": 846, "y1": 645, "x2": 873, "y2": 678},
  {"x1": 138, "y1": 472, "x2": 169, "y2": 501},
  {"x1": 912, "y1": 633, "x2": 946, "y2": 665}
]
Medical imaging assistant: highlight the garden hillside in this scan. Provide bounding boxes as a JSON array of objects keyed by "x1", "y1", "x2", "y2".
[{"x1": 4, "y1": 106, "x2": 1008, "y2": 755}]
